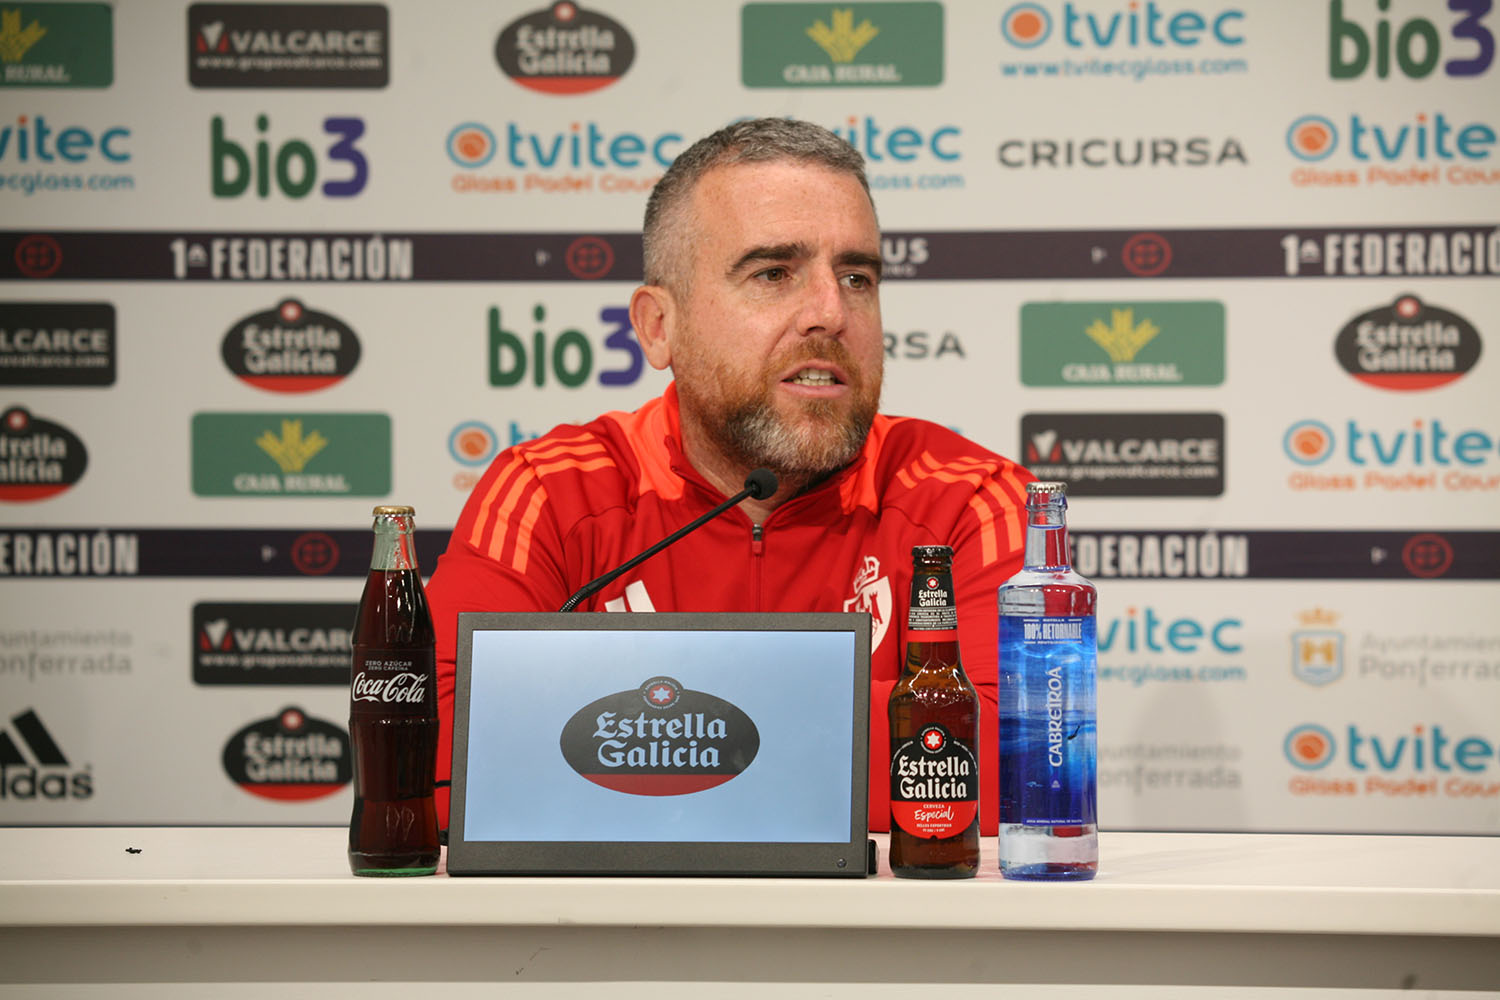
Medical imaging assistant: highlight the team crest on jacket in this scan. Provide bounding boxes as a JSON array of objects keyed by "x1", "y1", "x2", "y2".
[{"x1": 844, "y1": 555, "x2": 891, "y2": 650}]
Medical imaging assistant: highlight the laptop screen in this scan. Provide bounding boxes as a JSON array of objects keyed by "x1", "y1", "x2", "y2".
[{"x1": 448, "y1": 612, "x2": 871, "y2": 876}]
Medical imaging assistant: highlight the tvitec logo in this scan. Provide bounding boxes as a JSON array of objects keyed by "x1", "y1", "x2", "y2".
[
  {"x1": 211, "y1": 114, "x2": 368, "y2": 198},
  {"x1": 488, "y1": 303, "x2": 645, "y2": 389},
  {"x1": 0, "y1": 114, "x2": 133, "y2": 196},
  {"x1": 1285, "y1": 110, "x2": 1499, "y2": 189},
  {"x1": 446, "y1": 119, "x2": 676, "y2": 195},
  {"x1": 1284, "y1": 722, "x2": 1500, "y2": 801},
  {"x1": 1282, "y1": 416, "x2": 1500, "y2": 494},
  {"x1": 1001, "y1": 1, "x2": 1246, "y2": 48},
  {"x1": 1329, "y1": 0, "x2": 1493, "y2": 80}
]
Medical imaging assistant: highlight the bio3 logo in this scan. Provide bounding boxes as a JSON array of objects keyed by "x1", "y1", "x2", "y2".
[
  {"x1": 487, "y1": 304, "x2": 644, "y2": 388},
  {"x1": 212, "y1": 114, "x2": 369, "y2": 199},
  {"x1": 1329, "y1": 0, "x2": 1494, "y2": 80}
]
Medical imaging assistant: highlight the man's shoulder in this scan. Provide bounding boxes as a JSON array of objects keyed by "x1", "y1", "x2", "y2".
[
  {"x1": 507, "y1": 393, "x2": 675, "y2": 508},
  {"x1": 868, "y1": 413, "x2": 1029, "y2": 489}
]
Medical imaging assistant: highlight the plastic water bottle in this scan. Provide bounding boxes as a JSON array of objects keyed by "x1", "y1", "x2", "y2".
[{"x1": 998, "y1": 481, "x2": 1098, "y2": 880}]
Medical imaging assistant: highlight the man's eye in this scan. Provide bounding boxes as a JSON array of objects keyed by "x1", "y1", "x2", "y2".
[
  {"x1": 842, "y1": 272, "x2": 873, "y2": 289},
  {"x1": 757, "y1": 267, "x2": 789, "y2": 282}
]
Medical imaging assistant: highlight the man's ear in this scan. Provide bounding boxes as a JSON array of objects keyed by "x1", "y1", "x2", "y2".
[{"x1": 629, "y1": 283, "x2": 676, "y2": 372}]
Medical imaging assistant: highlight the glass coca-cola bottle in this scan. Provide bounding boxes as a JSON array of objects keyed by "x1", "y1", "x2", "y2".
[{"x1": 348, "y1": 505, "x2": 439, "y2": 876}]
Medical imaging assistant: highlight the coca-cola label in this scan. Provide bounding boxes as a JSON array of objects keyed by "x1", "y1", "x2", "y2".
[
  {"x1": 350, "y1": 648, "x2": 435, "y2": 717},
  {"x1": 558, "y1": 676, "x2": 760, "y2": 795},
  {"x1": 906, "y1": 568, "x2": 957, "y2": 635},
  {"x1": 221, "y1": 706, "x2": 351, "y2": 801},
  {"x1": 890, "y1": 723, "x2": 978, "y2": 839}
]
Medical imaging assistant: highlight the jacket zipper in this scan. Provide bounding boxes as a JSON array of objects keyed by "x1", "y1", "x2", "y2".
[{"x1": 750, "y1": 523, "x2": 764, "y2": 610}]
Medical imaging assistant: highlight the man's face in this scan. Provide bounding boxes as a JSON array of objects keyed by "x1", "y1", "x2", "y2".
[{"x1": 667, "y1": 159, "x2": 884, "y2": 480}]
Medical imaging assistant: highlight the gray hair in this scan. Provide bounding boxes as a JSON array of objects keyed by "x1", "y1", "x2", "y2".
[{"x1": 642, "y1": 117, "x2": 873, "y2": 291}]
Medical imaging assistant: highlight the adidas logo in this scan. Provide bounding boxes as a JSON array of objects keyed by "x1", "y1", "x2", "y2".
[{"x1": 0, "y1": 709, "x2": 93, "y2": 801}]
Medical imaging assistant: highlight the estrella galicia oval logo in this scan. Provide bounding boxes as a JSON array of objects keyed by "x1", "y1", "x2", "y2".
[
  {"x1": 495, "y1": 2, "x2": 636, "y2": 95},
  {"x1": 221, "y1": 705, "x2": 351, "y2": 801},
  {"x1": 1334, "y1": 294, "x2": 1481, "y2": 391},
  {"x1": 221, "y1": 299, "x2": 361, "y2": 393},
  {"x1": 559, "y1": 676, "x2": 760, "y2": 795},
  {"x1": 0, "y1": 406, "x2": 87, "y2": 502}
]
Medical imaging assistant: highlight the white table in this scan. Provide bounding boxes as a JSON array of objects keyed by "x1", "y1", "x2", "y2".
[{"x1": 0, "y1": 827, "x2": 1496, "y2": 998}]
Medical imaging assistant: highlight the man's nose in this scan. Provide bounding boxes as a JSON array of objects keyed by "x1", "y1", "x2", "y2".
[{"x1": 797, "y1": 269, "x2": 847, "y2": 336}]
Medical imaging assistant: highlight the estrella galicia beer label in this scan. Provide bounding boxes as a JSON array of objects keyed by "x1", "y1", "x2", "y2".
[
  {"x1": 559, "y1": 676, "x2": 760, "y2": 795},
  {"x1": 890, "y1": 723, "x2": 977, "y2": 838}
]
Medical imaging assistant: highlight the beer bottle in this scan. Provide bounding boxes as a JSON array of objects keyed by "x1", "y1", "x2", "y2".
[
  {"x1": 998, "y1": 481, "x2": 1098, "y2": 881},
  {"x1": 348, "y1": 505, "x2": 440, "y2": 876},
  {"x1": 888, "y1": 545, "x2": 980, "y2": 878}
]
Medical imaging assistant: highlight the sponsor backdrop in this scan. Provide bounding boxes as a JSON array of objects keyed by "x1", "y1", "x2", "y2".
[{"x1": 0, "y1": 0, "x2": 1496, "y2": 833}]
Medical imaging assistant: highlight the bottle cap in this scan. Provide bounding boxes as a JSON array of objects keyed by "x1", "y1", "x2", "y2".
[
  {"x1": 911, "y1": 544, "x2": 954, "y2": 560},
  {"x1": 1025, "y1": 481, "x2": 1067, "y2": 496},
  {"x1": 372, "y1": 505, "x2": 416, "y2": 516}
]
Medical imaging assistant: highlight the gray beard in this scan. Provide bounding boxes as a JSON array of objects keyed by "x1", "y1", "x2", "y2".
[{"x1": 718, "y1": 397, "x2": 873, "y2": 477}]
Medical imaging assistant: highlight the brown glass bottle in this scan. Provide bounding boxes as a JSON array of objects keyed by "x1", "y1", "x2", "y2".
[
  {"x1": 888, "y1": 545, "x2": 980, "y2": 878},
  {"x1": 348, "y1": 505, "x2": 440, "y2": 876}
]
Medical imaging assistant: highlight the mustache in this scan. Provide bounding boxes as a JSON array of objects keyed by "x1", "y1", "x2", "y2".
[{"x1": 773, "y1": 337, "x2": 864, "y2": 385}]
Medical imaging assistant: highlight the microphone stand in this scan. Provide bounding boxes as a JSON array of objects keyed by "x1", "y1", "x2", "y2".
[{"x1": 558, "y1": 469, "x2": 777, "y2": 612}]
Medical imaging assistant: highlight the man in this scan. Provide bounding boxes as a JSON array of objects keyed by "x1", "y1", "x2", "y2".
[{"x1": 426, "y1": 118, "x2": 1031, "y2": 834}]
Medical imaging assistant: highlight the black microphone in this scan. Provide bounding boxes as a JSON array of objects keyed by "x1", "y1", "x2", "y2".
[{"x1": 558, "y1": 468, "x2": 778, "y2": 612}]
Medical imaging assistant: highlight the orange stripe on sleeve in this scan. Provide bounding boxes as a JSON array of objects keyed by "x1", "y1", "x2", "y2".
[
  {"x1": 533, "y1": 455, "x2": 615, "y2": 477},
  {"x1": 510, "y1": 486, "x2": 549, "y2": 574},
  {"x1": 485, "y1": 466, "x2": 540, "y2": 562},
  {"x1": 966, "y1": 494, "x2": 999, "y2": 566},
  {"x1": 468, "y1": 455, "x2": 527, "y2": 549}
]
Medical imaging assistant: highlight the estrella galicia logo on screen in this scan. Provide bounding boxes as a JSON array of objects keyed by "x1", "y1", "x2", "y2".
[
  {"x1": 495, "y1": 1, "x2": 635, "y2": 94},
  {"x1": 211, "y1": 114, "x2": 369, "y2": 198},
  {"x1": 1334, "y1": 294, "x2": 1481, "y2": 390},
  {"x1": 222, "y1": 706, "x2": 350, "y2": 800},
  {"x1": 221, "y1": 299, "x2": 361, "y2": 393},
  {"x1": 559, "y1": 676, "x2": 761, "y2": 795}
]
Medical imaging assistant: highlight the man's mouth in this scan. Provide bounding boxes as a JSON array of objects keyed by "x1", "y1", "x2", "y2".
[{"x1": 785, "y1": 367, "x2": 841, "y2": 387}]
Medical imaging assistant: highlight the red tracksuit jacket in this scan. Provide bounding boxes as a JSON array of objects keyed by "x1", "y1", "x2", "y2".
[{"x1": 426, "y1": 383, "x2": 1031, "y2": 834}]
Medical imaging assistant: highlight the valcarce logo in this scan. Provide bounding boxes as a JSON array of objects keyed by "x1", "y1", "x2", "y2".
[
  {"x1": 559, "y1": 676, "x2": 760, "y2": 795},
  {"x1": 220, "y1": 298, "x2": 361, "y2": 393}
]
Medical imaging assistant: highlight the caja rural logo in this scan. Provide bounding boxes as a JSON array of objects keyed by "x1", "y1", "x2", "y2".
[
  {"x1": 1333, "y1": 294, "x2": 1481, "y2": 390},
  {"x1": 559, "y1": 676, "x2": 760, "y2": 795}
]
